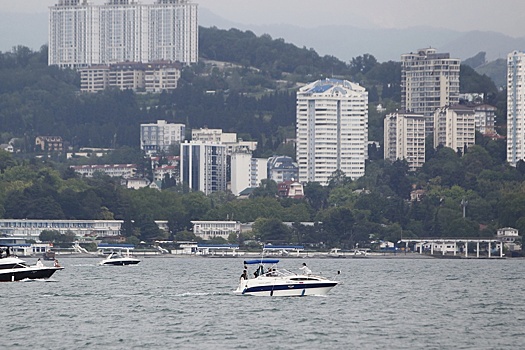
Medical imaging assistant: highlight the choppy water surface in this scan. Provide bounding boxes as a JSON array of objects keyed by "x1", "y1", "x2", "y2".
[{"x1": 2, "y1": 256, "x2": 524, "y2": 349}]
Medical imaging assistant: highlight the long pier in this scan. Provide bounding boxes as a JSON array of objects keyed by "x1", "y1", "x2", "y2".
[{"x1": 400, "y1": 238, "x2": 504, "y2": 258}]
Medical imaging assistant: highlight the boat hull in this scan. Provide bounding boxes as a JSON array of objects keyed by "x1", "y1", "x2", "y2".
[
  {"x1": 235, "y1": 281, "x2": 338, "y2": 297},
  {"x1": 99, "y1": 259, "x2": 140, "y2": 266},
  {"x1": 0, "y1": 267, "x2": 63, "y2": 282}
]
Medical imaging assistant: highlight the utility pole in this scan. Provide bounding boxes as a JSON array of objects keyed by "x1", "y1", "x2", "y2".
[{"x1": 461, "y1": 198, "x2": 468, "y2": 218}]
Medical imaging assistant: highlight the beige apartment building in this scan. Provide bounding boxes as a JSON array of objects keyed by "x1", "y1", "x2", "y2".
[
  {"x1": 80, "y1": 61, "x2": 181, "y2": 93},
  {"x1": 401, "y1": 48, "x2": 460, "y2": 135},
  {"x1": 433, "y1": 105, "x2": 475, "y2": 152},
  {"x1": 384, "y1": 112, "x2": 426, "y2": 171}
]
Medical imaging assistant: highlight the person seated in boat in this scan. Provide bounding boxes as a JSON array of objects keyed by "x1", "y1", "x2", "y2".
[
  {"x1": 240, "y1": 269, "x2": 248, "y2": 280},
  {"x1": 266, "y1": 268, "x2": 278, "y2": 277},
  {"x1": 2, "y1": 247, "x2": 10, "y2": 258},
  {"x1": 36, "y1": 258, "x2": 44, "y2": 268},
  {"x1": 254, "y1": 265, "x2": 265, "y2": 278},
  {"x1": 299, "y1": 262, "x2": 312, "y2": 275},
  {"x1": 54, "y1": 259, "x2": 61, "y2": 268}
]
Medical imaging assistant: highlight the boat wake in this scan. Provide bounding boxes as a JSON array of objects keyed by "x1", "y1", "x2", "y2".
[
  {"x1": 20, "y1": 278, "x2": 58, "y2": 283},
  {"x1": 174, "y1": 291, "x2": 230, "y2": 297}
]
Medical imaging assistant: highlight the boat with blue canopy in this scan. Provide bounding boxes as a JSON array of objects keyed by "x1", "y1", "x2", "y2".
[{"x1": 234, "y1": 254, "x2": 339, "y2": 297}]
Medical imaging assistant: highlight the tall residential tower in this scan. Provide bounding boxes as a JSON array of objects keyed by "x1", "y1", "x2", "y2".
[
  {"x1": 296, "y1": 79, "x2": 368, "y2": 184},
  {"x1": 401, "y1": 48, "x2": 460, "y2": 135},
  {"x1": 507, "y1": 51, "x2": 525, "y2": 166},
  {"x1": 180, "y1": 141, "x2": 227, "y2": 195},
  {"x1": 49, "y1": 0, "x2": 198, "y2": 68}
]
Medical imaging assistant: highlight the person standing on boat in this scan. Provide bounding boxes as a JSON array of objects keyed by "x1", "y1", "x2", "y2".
[
  {"x1": 54, "y1": 259, "x2": 61, "y2": 268},
  {"x1": 240, "y1": 269, "x2": 248, "y2": 280},
  {"x1": 299, "y1": 262, "x2": 312, "y2": 275},
  {"x1": 36, "y1": 258, "x2": 44, "y2": 267}
]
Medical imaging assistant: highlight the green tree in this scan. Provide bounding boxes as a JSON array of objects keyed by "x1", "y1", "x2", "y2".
[{"x1": 252, "y1": 217, "x2": 292, "y2": 244}]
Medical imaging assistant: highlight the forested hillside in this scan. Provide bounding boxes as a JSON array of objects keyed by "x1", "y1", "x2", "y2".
[{"x1": 0, "y1": 28, "x2": 504, "y2": 154}]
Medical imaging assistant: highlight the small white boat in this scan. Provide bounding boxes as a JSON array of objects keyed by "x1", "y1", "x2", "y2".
[
  {"x1": 350, "y1": 249, "x2": 369, "y2": 258},
  {"x1": 234, "y1": 258, "x2": 339, "y2": 297},
  {"x1": 0, "y1": 247, "x2": 64, "y2": 282},
  {"x1": 98, "y1": 250, "x2": 140, "y2": 266}
]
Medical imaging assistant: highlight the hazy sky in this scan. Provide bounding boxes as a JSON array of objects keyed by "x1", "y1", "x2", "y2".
[{"x1": 3, "y1": 0, "x2": 525, "y2": 37}]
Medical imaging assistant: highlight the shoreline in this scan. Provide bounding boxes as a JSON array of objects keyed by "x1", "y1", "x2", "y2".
[{"x1": 29, "y1": 252, "x2": 514, "y2": 260}]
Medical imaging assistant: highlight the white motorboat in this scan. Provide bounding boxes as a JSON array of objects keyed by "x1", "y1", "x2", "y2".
[
  {"x1": 234, "y1": 258, "x2": 339, "y2": 297},
  {"x1": 98, "y1": 250, "x2": 140, "y2": 266},
  {"x1": 0, "y1": 247, "x2": 64, "y2": 282}
]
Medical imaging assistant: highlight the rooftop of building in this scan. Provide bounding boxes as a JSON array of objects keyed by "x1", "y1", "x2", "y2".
[
  {"x1": 299, "y1": 78, "x2": 365, "y2": 95},
  {"x1": 448, "y1": 104, "x2": 476, "y2": 113}
]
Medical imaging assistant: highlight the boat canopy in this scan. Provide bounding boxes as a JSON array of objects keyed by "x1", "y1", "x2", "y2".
[{"x1": 243, "y1": 259, "x2": 279, "y2": 265}]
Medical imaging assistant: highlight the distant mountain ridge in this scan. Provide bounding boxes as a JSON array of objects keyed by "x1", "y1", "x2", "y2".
[
  {"x1": 2, "y1": 9, "x2": 524, "y2": 64},
  {"x1": 199, "y1": 9, "x2": 524, "y2": 62}
]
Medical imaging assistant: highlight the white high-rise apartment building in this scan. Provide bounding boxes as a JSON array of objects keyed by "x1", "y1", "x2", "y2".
[
  {"x1": 401, "y1": 48, "x2": 460, "y2": 135},
  {"x1": 49, "y1": 0, "x2": 198, "y2": 68},
  {"x1": 296, "y1": 78, "x2": 368, "y2": 184},
  {"x1": 49, "y1": 0, "x2": 100, "y2": 68},
  {"x1": 180, "y1": 141, "x2": 227, "y2": 195},
  {"x1": 191, "y1": 128, "x2": 257, "y2": 155},
  {"x1": 230, "y1": 149, "x2": 267, "y2": 196},
  {"x1": 140, "y1": 120, "x2": 185, "y2": 155},
  {"x1": 507, "y1": 51, "x2": 525, "y2": 166},
  {"x1": 433, "y1": 105, "x2": 475, "y2": 152},
  {"x1": 384, "y1": 112, "x2": 426, "y2": 171}
]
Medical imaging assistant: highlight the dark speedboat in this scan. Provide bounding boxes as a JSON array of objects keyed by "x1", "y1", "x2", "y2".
[
  {"x1": 0, "y1": 247, "x2": 64, "y2": 282},
  {"x1": 98, "y1": 251, "x2": 140, "y2": 266}
]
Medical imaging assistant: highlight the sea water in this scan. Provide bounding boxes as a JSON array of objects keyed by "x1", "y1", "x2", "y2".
[{"x1": 1, "y1": 256, "x2": 524, "y2": 349}]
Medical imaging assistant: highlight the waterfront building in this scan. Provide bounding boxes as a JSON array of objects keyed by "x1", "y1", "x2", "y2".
[
  {"x1": 496, "y1": 227, "x2": 519, "y2": 242},
  {"x1": 507, "y1": 51, "x2": 525, "y2": 166},
  {"x1": 267, "y1": 155, "x2": 299, "y2": 183},
  {"x1": 401, "y1": 48, "x2": 460, "y2": 135},
  {"x1": 140, "y1": 120, "x2": 185, "y2": 155},
  {"x1": 180, "y1": 141, "x2": 227, "y2": 195},
  {"x1": 296, "y1": 78, "x2": 368, "y2": 184},
  {"x1": 49, "y1": 0, "x2": 198, "y2": 68},
  {"x1": 433, "y1": 105, "x2": 475, "y2": 152},
  {"x1": 191, "y1": 221, "x2": 240, "y2": 240},
  {"x1": 383, "y1": 112, "x2": 426, "y2": 171},
  {"x1": 0, "y1": 219, "x2": 124, "y2": 241}
]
